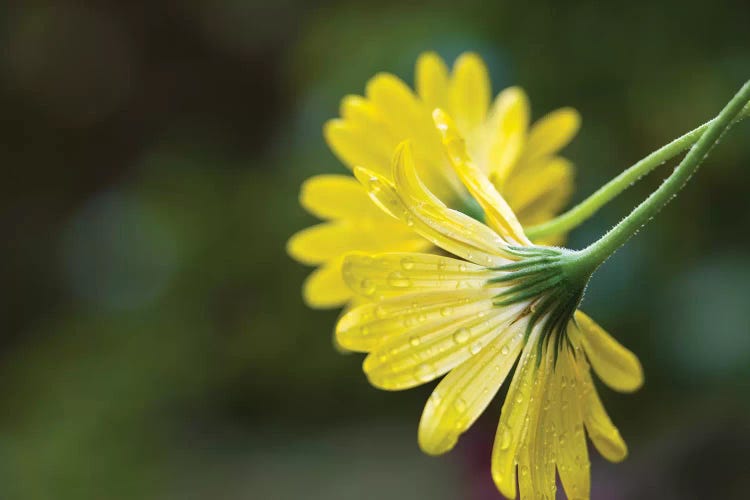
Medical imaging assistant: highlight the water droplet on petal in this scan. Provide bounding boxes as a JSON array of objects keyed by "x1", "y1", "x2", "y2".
[
  {"x1": 387, "y1": 271, "x2": 412, "y2": 288},
  {"x1": 440, "y1": 306, "x2": 453, "y2": 317},
  {"x1": 454, "y1": 398, "x2": 467, "y2": 413},
  {"x1": 368, "y1": 178, "x2": 382, "y2": 193},
  {"x1": 415, "y1": 363, "x2": 434, "y2": 382},
  {"x1": 359, "y1": 279, "x2": 376, "y2": 295},
  {"x1": 498, "y1": 424, "x2": 512, "y2": 450},
  {"x1": 409, "y1": 335, "x2": 421, "y2": 347},
  {"x1": 500, "y1": 345, "x2": 510, "y2": 355},
  {"x1": 453, "y1": 328, "x2": 470, "y2": 344},
  {"x1": 401, "y1": 257, "x2": 415, "y2": 270},
  {"x1": 469, "y1": 341, "x2": 482, "y2": 355}
]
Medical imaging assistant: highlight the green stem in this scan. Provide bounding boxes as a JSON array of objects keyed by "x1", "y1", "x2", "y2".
[
  {"x1": 526, "y1": 101, "x2": 750, "y2": 241},
  {"x1": 573, "y1": 81, "x2": 750, "y2": 273}
]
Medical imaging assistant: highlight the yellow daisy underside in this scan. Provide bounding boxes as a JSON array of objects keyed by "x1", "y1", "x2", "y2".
[
  {"x1": 288, "y1": 51, "x2": 580, "y2": 308},
  {"x1": 335, "y1": 138, "x2": 643, "y2": 499}
]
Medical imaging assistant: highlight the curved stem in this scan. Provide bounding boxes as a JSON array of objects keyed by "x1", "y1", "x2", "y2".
[
  {"x1": 573, "y1": 81, "x2": 750, "y2": 273},
  {"x1": 526, "y1": 101, "x2": 750, "y2": 240}
]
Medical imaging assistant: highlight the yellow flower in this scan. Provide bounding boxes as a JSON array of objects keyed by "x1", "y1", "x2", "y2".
[
  {"x1": 288, "y1": 52, "x2": 580, "y2": 308},
  {"x1": 335, "y1": 122, "x2": 642, "y2": 499}
]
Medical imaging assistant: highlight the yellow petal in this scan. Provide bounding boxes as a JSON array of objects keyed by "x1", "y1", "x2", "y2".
[
  {"x1": 287, "y1": 220, "x2": 425, "y2": 265},
  {"x1": 578, "y1": 356, "x2": 628, "y2": 463},
  {"x1": 449, "y1": 52, "x2": 491, "y2": 133},
  {"x1": 336, "y1": 287, "x2": 496, "y2": 352},
  {"x1": 573, "y1": 311, "x2": 644, "y2": 393},
  {"x1": 485, "y1": 87, "x2": 529, "y2": 186},
  {"x1": 522, "y1": 107, "x2": 580, "y2": 163},
  {"x1": 341, "y1": 252, "x2": 494, "y2": 300},
  {"x1": 491, "y1": 326, "x2": 542, "y2": 499},
  {"x1": 416, "y1": 52, "x2": 450, "y2": 111},
  {"x1": 418, "y1": 319, "x2": 526, "y2": 455},
  {"x1": 302, "y1": 258, "x2": 351, "y2": 309},
  {"x1": 324, "y1": 119, "x2": 392, "y2": 177},
  {"x1": 300, "y1": 174, "x2": 382, "y2": 220},
  {"x1": 365, "y1": 73, "x2": 459, "y2": 202},
  {"x1": 554, "y1": 345, "x2": 591, "y2": 500},
  {"x1": 433, "y1": 109, "x2": 531, "y2": 246},
  {"x1": 353, "y1": 159, "x2": 508, "y2": 267},
  {"x1": 364, "y1": 301, "x2": 528, "y2": 390},
  {"x1": 517, "y1": 339, "x2": 556, "y2": 500},
  {"x1": 505, "y1": 157, "x2": 574, "y2": 225},
  {"x1": 391, "y1": 141, "x2": 514, "y2": 263}
]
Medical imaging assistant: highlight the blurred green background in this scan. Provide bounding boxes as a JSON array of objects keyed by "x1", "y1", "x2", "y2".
[{"x1": 2, "y1": 1, "x2": 750, "y2": 499}]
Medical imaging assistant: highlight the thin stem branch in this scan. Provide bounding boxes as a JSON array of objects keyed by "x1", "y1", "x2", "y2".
[
  {"x1": 573, "y1": 81, "x2": 750, "y2": 273},
  {"x1": 526, "y1": 101, "x2": 750, "y2": 240}
]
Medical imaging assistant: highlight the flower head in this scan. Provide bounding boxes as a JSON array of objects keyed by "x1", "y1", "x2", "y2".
[
  {"x1": 336, "y1": 118, "x2": 642, "y2": 499},
  {"x1": 288, "y1": 52, "x2": 580, "y2": 308}
]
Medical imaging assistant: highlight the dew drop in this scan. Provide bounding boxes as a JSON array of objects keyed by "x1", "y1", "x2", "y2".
[
  {"x1": 360, "y1": 325, "x2": 370, "y2": 336},
  {"x1": 521, "y1": 465, "x2": 529, "y2": 476},
  {"x1": 368, "y1": 178, "x2": 382, "y2": 193},
  {"x1": 469, "y1": 341, "x2": 482, "y2": 355},
  {"x1": 409, "y1": 335, "x2": 421, "y2": 347},
  {"x1": 374, "y1": 305, "x2": 388, "y2": 318},
  {"x1": 387, "y1": 271, "x2": 412, "y2": 288},
  {"x1": 458, "y1": 263, "x2": 467, "y2": 272},
  {"x1": 500, "y1": 345, "x2": 510, "y2": 355},
  {"x1": 440, "y1": 306, "x2": 454, "y2": 317},
  {"x1": 454, "y1": 398, "x2": 467, "y2": 412},
  {"x1": 401, "y1": 257, "x2": 415, "y2": 270},
  {"x1": 360, "y1": 279, "x2": 376, "y2": 295},
  {"x1": 415, "y1": 363, "x2": 434, "y2": 382},
  {"x1": 498, "y1": 424, "x2": 512, "y2": 450},
  {"x1": 453, "y1": 328, "x2": 470, "y2": 344}
]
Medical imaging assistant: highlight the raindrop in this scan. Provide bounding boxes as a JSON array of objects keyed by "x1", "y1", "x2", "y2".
[
  {"x1": 409, "y1": 335, "x2": 421, "y2": 347},
  {"x1": 387, "y1": 271, "x2": 412, "y2": 287},
  {"x1": 453, "y1": 328, "x2": 470, "y2": 344},
  {"x1": 469, "y1": 341, "x2": 482, "y2": 355},
  {"x1": 401, "y1": 257, "x2": 415, "y2": 270},
  {"x1": 501, "y1": 344, "x2": 510, "y2": 355},
  {"x1": 360, "y1": 279, "x2": 376, "y2": 295},
  {"x1": 497, "y1": 424, "x2": 512, "y2": 450},
  {"x1": 368, "y1": 178, "x2": 382, "y2": 193},
  {"x1": 454, "y1": 398, "x2": 467, "y2": 412},
  {"x1": 415, "y1": 363, "x2": 434, "y2": 382}
]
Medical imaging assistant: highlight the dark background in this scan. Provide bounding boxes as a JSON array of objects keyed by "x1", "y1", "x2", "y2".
[{"x1": 2, "y1": 1, "x2": 750, "y2": 499}]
